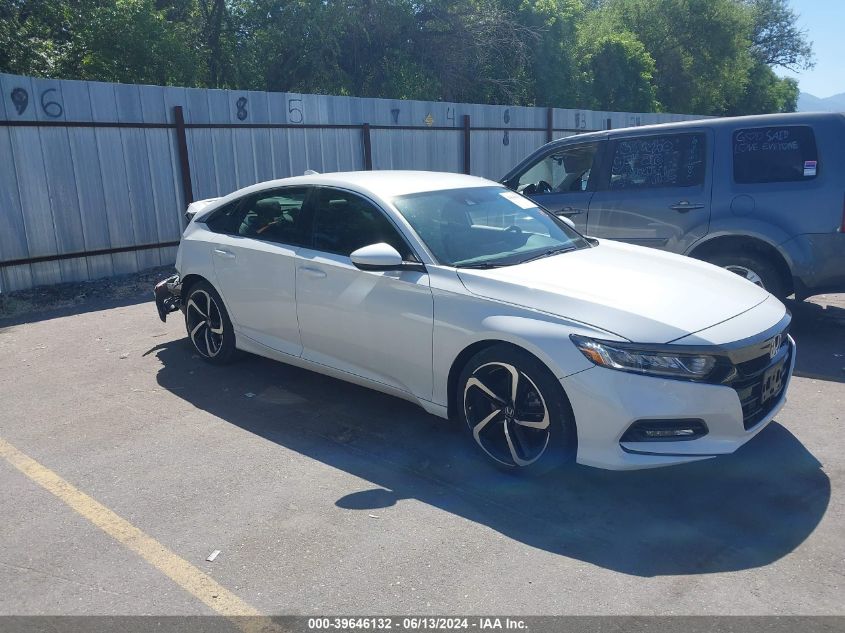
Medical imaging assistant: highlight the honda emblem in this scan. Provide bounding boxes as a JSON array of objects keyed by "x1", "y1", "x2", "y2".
[{"x1": 769, "y1": 334, "x2": 782, "y2": 359}]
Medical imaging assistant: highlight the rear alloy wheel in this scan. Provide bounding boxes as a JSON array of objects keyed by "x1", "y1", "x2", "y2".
[
  {"x1": 703, "y1": 252, "x2": 786, "y2": 299},
  {"x1": 184, "y1": 281, "x2": 236, "y2": 364},
  {"x1": 459, "y1": 345, "x2": 575, "y2": 472}
]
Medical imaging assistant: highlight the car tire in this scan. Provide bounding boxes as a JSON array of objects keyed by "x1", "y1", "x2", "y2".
[
  {"x1": 183, "y1": 280, "x2": 237, "y2": 364},
  {"x1": 458, "y1": 344, "x2": 576, "y2": 473},
  {"x1": 704, "y1": 252, "x2": 786, "y2": 299}
]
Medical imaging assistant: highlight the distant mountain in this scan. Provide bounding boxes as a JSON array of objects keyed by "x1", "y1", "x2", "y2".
[{"x1": 798, "y1": 92, "x2": 845, "y2": 112}]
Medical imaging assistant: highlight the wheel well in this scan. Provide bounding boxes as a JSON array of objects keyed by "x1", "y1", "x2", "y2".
[
  {"x1": 447, "y1": 340, "x2": 502, "y2": 421},
  {"x1": 446, "y1": 340, "x2": 571, "y2": 419},
  {"x1": 446, "y1": 339, "x2": 579, "y2": 459},
  {"x1": 179, "y1": 274, "x2": 209, "y2": 306},
  {"x1": 689, "y1": 236, "x2": 793, "y2": 295}
]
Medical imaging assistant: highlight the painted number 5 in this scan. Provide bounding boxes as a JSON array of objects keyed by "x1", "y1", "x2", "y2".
[{"x1": 288, "y1": 98, "x2": 303, "y2": 124}]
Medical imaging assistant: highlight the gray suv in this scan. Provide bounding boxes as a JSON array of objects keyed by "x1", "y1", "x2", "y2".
[{"x1": 502, "y1": 112, "x2": 845, "y2": 299}]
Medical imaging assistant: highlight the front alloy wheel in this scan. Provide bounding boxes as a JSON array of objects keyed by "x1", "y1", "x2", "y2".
[{"x1": 459, "y1": 345, "x2": 575, "y2": 471}]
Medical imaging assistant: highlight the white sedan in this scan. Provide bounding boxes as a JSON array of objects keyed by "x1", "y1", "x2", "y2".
[{"x1": 154, "y1": 171, "x2": 795, "y2": 471}]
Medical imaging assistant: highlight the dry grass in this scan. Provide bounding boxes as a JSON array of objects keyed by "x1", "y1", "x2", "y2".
[{"x1": 0, "y1": 266, "x2": 175, "y2": 320}]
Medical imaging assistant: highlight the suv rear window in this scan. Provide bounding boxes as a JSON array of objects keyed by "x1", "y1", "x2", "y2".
[{"x1": 733, "y1": 126, "x2": 818, "y2": 184}]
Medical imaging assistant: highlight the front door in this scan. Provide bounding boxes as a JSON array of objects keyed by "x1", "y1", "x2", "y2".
[
  {"x1": 587, "y1": 130, "x2": 713, "y2": 252},
  {"x1": 295, "y1": 187, "x2": 434, "y2": 400},
  {"x1": 508, "y1": 140, "x2": 605, "y2": 233}
]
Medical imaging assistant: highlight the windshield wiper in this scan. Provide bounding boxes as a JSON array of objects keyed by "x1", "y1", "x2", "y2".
[
  {"x1": 455, "y1": 261, "x2": 508, "y2": 269},
  {"x1": 515, "y1": 245, "x2": 576, "y2": 264}
]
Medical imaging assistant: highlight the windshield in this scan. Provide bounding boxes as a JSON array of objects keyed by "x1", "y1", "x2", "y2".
[{"x1": 391, "y1": 186, "x2": 590, "y2": 267}]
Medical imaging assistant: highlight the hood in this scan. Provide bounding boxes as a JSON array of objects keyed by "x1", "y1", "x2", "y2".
[{"x1": 457, "y1": 240, "x2": 772, "y2": 343}]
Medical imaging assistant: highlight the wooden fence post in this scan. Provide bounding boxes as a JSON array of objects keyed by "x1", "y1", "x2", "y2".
[
  {"x1": 362, "y1": 123, "x2": 373, "y2": 170},
  {"x1": 462, "y1": 114, "x2": 471, "y2": 174},
  {"x1": 173, "y1": 105, "x2": 194, "y2": 206}
]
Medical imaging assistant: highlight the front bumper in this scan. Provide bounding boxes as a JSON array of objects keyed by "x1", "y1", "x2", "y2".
[
  {"x1": 154, "y1": 274, "x2": 182, "y2": 322},
  {"x1": 562, "y1": 335, "x2": 796, "y2": 470}
]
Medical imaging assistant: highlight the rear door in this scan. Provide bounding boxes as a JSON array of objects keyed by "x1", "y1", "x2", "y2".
[
  {"x1": 208, "y1": 186, "x2": 311, "y2": 356},
  {"x1": 587, "y1": 129, "x2": 713, "y2": 252},
  {"x1": 725, "y1": 123, "x2": 834, "y2": 235},
  {"x1": 505, "y1": 140, "x2": 605, "y2": 233}
]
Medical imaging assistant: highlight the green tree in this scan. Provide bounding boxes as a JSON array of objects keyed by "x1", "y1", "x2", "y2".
[
  {"x1": 745, "y1": 0, "x2": 813, "y2": 70},
  {"x1": 507, "y1": 0, "x2": 582, "y2": 107},
  {"x1": 0, "y1": 0, "x2": 203, "y2": 86},
  {"x1": 574, "y1": 24, "x2": 659, "y2": 111},
  {"x1": 0, "y1": 0, "x2": 816, "y2": 116},
  {"x1": 413, "y1": 0, "x2": 537, "y2": 103},
  {"x1": 70, "y1": 0, "x2": 202, "y2": 85},
  {"x1": 725, "y1": 62, "x2": 799, "y2": 114},
  {"x1": 602, "y1": 0, "x2": 755, "y2": 115},
  {"x1": 0, "y1": 0, "x2": 75, "y2": 76}
]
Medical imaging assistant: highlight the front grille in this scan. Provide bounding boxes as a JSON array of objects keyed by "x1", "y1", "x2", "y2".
[{"x1": 727, "y1": 333, "x2": 791, "y2": 430}]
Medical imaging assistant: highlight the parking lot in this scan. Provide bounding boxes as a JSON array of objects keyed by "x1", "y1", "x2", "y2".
[{"x1": 1, "y1": 288, "x2": 843, "y2": 616}]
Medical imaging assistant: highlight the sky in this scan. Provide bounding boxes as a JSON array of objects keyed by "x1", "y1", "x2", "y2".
[{"x1": 778, "y1": 0, "x2": 845, "y2": 97}]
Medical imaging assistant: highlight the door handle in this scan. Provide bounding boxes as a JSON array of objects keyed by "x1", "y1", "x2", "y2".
[
  {"x1": 555, "y1": 207, "x2": 584, "y2": 216},
  {"x1": 298, "y1": 266, "x2": 327, "y2": 279},
  {"x1": 213, "y1": 248, "x2": 236, "y2": 260},
  {"x1": 669, "y1": 201, "x2": 705, "y2": 212}
]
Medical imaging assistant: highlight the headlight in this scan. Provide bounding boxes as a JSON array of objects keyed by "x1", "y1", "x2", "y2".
[{"x1": 570, "y1": 334, "x2": 719, "y2": 381}]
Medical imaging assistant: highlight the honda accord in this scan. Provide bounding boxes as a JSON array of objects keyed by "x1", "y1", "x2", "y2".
[{"x1": 155, "y1": 171, "x2": 795, "y2": 471}]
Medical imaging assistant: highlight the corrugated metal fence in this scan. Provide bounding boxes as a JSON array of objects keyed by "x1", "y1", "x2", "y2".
[{"x1": 0, "y1": 72, "x2": 703, "y2": 292}]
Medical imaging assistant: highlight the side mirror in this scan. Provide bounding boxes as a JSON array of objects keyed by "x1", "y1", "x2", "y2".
[
  {"x1": 557, "y1": 215, "x2": 576, "y2": 229},
  {"x1": 350, "y1": 243, "x2": 404, "y2": 271}
]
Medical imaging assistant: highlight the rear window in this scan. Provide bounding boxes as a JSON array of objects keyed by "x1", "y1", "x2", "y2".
[{"x1": 732, "y1": 126, "x2": 818, "y2": 184}]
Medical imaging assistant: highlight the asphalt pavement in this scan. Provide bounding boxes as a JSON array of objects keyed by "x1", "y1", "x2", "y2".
[{"x1": 0, "y1": 291, "x2": 842, "y2": 616}]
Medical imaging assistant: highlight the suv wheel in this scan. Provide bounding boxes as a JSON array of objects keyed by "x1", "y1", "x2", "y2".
[{"x1": 704, "y1": 252, "x2": 786, "y2": 299}]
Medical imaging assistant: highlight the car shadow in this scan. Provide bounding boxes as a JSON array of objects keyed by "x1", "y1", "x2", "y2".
[
  {"x1": 786, "y1": 298, "x2": 845, "y2": 384},
  {"x1": 151, "y1": 339, "x2": 829, "y2": 578}
]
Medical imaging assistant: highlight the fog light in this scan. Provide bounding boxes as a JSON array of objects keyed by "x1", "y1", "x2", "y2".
[{"x1": 620, "y1": 419, "x2": 708, "y2": 443}]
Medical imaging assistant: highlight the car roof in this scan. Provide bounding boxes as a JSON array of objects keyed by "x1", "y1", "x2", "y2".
[
  {"x1": 227, "y1": 170, "x2": 499, "y2": 201},
  {"x1": 557, "y1": 111, "x2": 844, "y2": 141}
]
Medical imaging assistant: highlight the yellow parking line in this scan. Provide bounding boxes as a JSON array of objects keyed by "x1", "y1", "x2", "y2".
[{"x1": 0, "y1": 436, "x2": 274, "y2": 630}]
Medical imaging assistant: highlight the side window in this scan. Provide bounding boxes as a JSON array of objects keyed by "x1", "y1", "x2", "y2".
[
  {"x1": 517, "y1": 143, "x2": 599, "y2": 194},
  {"x1": 733, "y1": 126, "x2": 818, "y2": 184},
  {"x1": 237, "y1": 187, "x2": 310, "y2": 245},
  {"x1": 311, "y1": 189, "x2": 412, "y2": 259},
  {"x1": 609, "y1": 133, "x2": 705, "y2": 190},
  {"x1": 205, "y1": 199, "x2": 249, "y2": 235}
]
